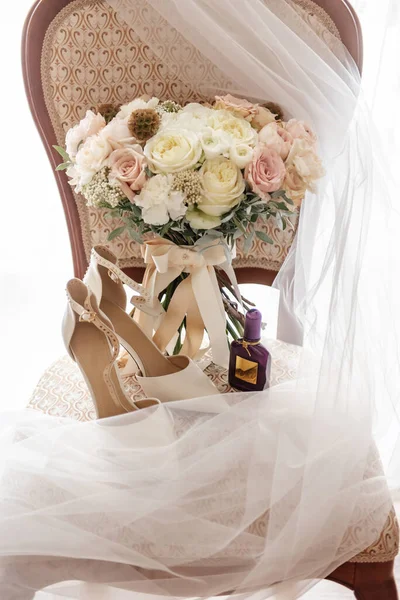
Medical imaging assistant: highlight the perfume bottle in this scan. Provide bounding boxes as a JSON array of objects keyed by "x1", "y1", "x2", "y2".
[{"x1": 228, "y1": 309, "x2": 271, "y2": 392}]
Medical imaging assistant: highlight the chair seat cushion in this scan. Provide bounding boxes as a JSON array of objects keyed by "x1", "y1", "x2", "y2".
[{"x1": 28, "y1": 339, "x2": 399, "y2": 565}]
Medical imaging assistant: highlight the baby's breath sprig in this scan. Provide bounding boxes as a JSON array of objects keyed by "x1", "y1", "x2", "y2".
[
  {"x1": 171, "y1": 171, "x2": 203, "y2": 205},
  {"x1": 82, "y1": 167, "x2": 126, "y2": 208}
]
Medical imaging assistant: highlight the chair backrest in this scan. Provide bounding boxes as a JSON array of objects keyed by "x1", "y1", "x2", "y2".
[{"x1": 22, "y1": 0, "x2": 362, "y2": 284}]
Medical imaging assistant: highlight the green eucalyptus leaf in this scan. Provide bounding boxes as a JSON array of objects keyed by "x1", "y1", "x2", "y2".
[
  {"x1": 243, "y1": 230, "x2": 255, "y2": 254},
  {"x1": 270, "y1": 190, "x2": 286, "y2": 199},
  {"x1": 255, "y1": 230, "x2": 274, "y2": 244},
  {"x1": 108, "y1": 226, "x2": 126, "y2": 241},
  {"x1": 127, "y1": 227, "x2": 143, "y2": 243},
  {"x1": 273, "y1": 201, "x2": 291, "y2": 211},
  {"x1": 56, "y1": 162, "x2": 71, "y2": 171},
  {"x1": 53, "y1": 145, "x2": 70, "y2": 162}
]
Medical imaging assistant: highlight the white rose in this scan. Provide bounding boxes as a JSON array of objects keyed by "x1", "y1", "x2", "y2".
[
  {"x1": 286, "y1": 139, "x2": 325, "y2": 191},
  {"x1": 65, "y1": 110, "x2": 105, "y2": 158},
  {"x1": 117, "y1": 97, "x2": 159, "y2": 119},
  {"x1": 75, "y1": 134, "x2": 112, "y2": 186},
  {"x1": 199, "y1": 157, "x2": 245, "y2": 216},
  {"x1": 144, "y1": 130, "x2": 202, "y2": 174},
  {"x1": 229, "y1": 144, "x2": 254, "y2": 169},
  {"x1": 207, "y1": 110, "x2": 258, "y2": 147},
  {"x1": 136, "y1": 174, "x2": 187, "y2": 225},
  {"x1": 200, "y1": 128, "x2": 231, "y2": 160},
  {"x1": 186, "y1": 207, "x2": 222, "y2": 230}
]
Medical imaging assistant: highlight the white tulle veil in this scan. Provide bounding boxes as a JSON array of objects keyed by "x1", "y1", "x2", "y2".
[{"x1": 1, "y1": 1, "x2": 399, "y2": 598}]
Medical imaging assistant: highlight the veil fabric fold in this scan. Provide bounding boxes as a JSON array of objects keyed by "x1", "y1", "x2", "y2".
[{"x1": 0, "y1": 1, "x2": 399, "y2": 598}]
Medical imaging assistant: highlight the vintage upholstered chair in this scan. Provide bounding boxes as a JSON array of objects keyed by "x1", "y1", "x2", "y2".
[{"x1": 21, "y1": 0, "x2": 398, "y2": 598}]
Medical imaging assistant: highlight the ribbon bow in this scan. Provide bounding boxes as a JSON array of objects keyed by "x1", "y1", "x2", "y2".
[{"x1": 133, "y1": 238, "x2": 240, "y2": 368}]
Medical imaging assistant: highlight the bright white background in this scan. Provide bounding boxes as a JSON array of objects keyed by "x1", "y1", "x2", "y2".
[{"x1": 0, "y1": 2, "x2": 399, "y2": 596}]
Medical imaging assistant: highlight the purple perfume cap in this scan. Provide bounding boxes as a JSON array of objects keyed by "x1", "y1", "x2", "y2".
[{"x1": 244, "y1": 309, "x2": 262, "y2": 341}]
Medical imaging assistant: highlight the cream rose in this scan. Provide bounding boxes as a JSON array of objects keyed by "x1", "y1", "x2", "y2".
[
  {"x1": 285, "y1": 119, "x2": 317, "y2": 147},
  {"x1": 283, "y1": 166, "x2": 308, "y2": 206},
  {"x1": 245, "y1": 145, "x2": 286, "y2": 200},
  {"x1": 259, "y1": 122, "x2": 293, "y2": 160},
  {"x1": 74, "y1": 134, "x2": 113, "y2": 186},
  {"x1": 144, "y1": 130, "x2": 203, "y2": 174},
  {"x1": 214, "y1": 95, "x2": 258, "y2": 120},
  {"x1": 207, "y1": 110, "x2": 258, "y2": 147},
  {"x1": 65, "y1": 110, "x2": 106, "y2": 158},
  {"x1": 108, "y1": 146, "x2": 147, "y2": 201},
  {"x1": 136, "y1": 174, "x2": 187, "y2": 225},
  {"x1": 286, "y1": 139, "x2": 325, "y2": 190},
  {"x1": 199, "y1": 157, "x2": 245, "y2": 216}
]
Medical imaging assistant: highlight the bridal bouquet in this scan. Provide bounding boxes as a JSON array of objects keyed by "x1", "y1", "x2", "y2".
[{"x1": 56, "y1": 95, "x2": 324, "y2": 365}]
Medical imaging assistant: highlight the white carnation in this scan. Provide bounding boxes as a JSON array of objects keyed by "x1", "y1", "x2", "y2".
[
  {"x1": 159, "y1": 104, "x2": 213, "y2": 133},
  {"x1": 136, "y1": 174, "x2": 187, "y2": 226},
  {"x1": 74, "y1": 134, "x2": 112, "y2": 187},
  {"x1": 65, "y1": 110, "x2": 105, "y2": 159}
]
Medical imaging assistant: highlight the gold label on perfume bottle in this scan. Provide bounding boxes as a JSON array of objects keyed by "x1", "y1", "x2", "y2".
[{"x1": 235, "y1": 356, "x2": 258, "y2": 384}]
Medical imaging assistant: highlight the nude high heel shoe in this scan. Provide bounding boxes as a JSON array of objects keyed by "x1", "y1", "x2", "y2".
[
  {"x1": 63, "y1": 279, "x2": 160, "y2": 418},
  {"x1": 84, "y1": 246, "x2": 219, "y2": 402}
]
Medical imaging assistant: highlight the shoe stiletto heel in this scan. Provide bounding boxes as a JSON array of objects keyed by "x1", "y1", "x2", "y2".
[{"x1": 63, "y1": 278, "x2": 160, "y2": 418}]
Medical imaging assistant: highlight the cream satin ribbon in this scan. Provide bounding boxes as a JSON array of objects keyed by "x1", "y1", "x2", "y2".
[{"x1": 132, "y1": 238, "x2": 241, "y2": 369}]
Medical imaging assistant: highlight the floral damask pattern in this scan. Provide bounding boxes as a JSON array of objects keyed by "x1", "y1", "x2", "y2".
[{"x1": 29, "y1": 339, "x2": 399, "y2": 564}]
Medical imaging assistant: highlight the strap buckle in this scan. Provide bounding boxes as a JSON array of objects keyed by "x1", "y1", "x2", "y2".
[{"x1": 79, "y1": 310, "x2": 96, "y2": 323}]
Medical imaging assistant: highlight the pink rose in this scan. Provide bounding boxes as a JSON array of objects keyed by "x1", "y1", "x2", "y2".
[
  {"x1": 285, "y1": 119, "x2": 317, "y2": 147},
  {"x1": 251, "y1": 106, "x2": 277, "y2": 130},
  {"x1": 245, "y1": 145, "x2": 286, "y2": 200},
  {"x1": 258, "y1": 122, "x2": 293, "y2": 160},
  {"x1": 283, "y1": 166, "x2": 307, "y2": 207},
  {"x1": 214, "y1": 94, "x2": 258, "y2": 120},
  {"x1": 108, "y1": 146, "x2": 147, "y2": 201}
]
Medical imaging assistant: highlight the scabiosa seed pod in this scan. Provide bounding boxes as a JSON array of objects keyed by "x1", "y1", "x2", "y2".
[
  {"x1": 128, "y1": 108, "x2": 161, "y2": 142},
  {"x1": 96, "y1": 103, "x2": 121, "y2": 123}
]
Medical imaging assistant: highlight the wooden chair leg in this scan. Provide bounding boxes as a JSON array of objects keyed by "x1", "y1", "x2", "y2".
[{"x1": 327, "y1": 560, "x2": 398, "y2": 599}]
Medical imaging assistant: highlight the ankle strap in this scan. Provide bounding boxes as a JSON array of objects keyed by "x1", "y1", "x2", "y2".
[
  {"x1": 91, "y1": 247, "x2": 150, "y2": 301},
  {"x1": 66, "y1": 283, "x2": 120, "y2": 361},
  {"x1": 90, "y1": 246, "x2": 162, "y2": 317}
]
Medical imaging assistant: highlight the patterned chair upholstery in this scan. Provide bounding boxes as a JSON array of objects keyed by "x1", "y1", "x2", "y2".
[
  {"x1": 23, "y1": 0, "x2": 398, "y2": 593},
  {"x1": 41, "y1": 0, "x2": 307, "y2": 274}
]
